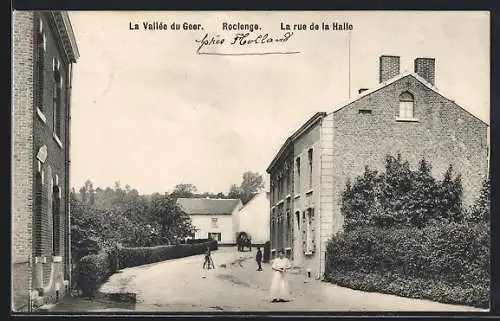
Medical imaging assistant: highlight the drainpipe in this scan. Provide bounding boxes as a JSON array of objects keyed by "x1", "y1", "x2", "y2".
[
  {"x1": 66, "y1": 62, "x2": 73, "y2": 294},
  {"x1": 28, "y1": 256, "x2": 32, "y2": 312}
]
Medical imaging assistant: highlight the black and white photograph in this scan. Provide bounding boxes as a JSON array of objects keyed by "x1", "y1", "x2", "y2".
[{"x1": 11, "y1": 10, "x2": 490, "y2": 313}]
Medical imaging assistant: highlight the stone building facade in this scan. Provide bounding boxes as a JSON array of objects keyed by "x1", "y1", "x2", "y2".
[
  {"x1": 267, "y1": 55, "x2": 489, "y2": 280},
  {"x1": 12, "y1": 11, "x2": 79, "y2": 311}
]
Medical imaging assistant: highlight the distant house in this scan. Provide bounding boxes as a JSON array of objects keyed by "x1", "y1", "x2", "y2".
[
  {"x1": 237, "y1": 192, "x2": 270, "y2": 246},
  {"x1": 177, "y1": 198, "x2": 243, "y2": 245},
  {"x1": 267, "y1": 55, "x2": 489, "y2": 279}
]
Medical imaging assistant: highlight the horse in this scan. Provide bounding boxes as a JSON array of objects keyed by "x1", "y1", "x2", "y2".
[{"x1": 237, "y1": 234, "x2": 252, "y2": 252}]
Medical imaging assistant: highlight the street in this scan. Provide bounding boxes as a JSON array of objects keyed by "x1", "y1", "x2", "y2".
[{"x1": 51, "y1": 247, "x2": 487, "y2": 313}]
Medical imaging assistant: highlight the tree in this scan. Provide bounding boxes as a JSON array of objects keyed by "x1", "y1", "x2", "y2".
[
  {"x1": 229, "y1": 171, "x2": 265, "y2": 204},
  {"x1": 468, "y1": 178, "x2": 490, "y2": 223},
  {"x1": 149, "y1": 193, "x2": 196, "y2": 244},
  {"x1": 340, "y1": 154, "x2": 465, "y2": 230},
  {"x1": 341, "y1": 166, "x2": 379, "y2": 231},
  {"x1": 171, "y1": 183, "x2": 198, "y2": 199},
  {"x1": 228, "y1": 184, "x2": 242, "y2": 199},
  {"x1": 408, "y1": 158, "x2": 439, "y2": 227},
  {"x1": 377, "y1": 154, "x2": 414, "y2": 226},
  {"x1": 437, "y1": 165, "x2": 464, "y2": 222}
]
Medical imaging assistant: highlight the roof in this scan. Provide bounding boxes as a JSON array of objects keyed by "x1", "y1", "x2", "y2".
[
  {"x1": 328, "y1": 71, "x2": 488, "y2": 126},
  {"x1": 239, "y1": 191, "x2": 269, "y2": 210},
  {"x1": 266, "y1": 112, "x2": 327, "y2": 173},
  {"x1": 176, "y1": 198, "x2": 241, "y2": 215},
  {"x1": 49, "y1": 11, "x2": 80, "y2": 63},
  {"x1": 267, "y1": 72, "x2": 488, "y2": 174}
]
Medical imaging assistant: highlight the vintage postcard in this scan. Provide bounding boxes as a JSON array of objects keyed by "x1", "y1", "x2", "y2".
[{"x1": 11, "y1": 10, "x2": 490, "y2": 314}]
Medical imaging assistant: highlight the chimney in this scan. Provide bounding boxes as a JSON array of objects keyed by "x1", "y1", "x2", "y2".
[
  {"x1": 414, "y1": 58, "x2": 436, "y2": 86},
  {"x1": 358, "y1": 88, "x2": 369, "y2": 94},
  {"x1": 379, "y1": 55, "x2": 400, "y2": 83}
]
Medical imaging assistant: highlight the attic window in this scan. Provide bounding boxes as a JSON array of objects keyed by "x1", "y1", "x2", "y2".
[
  {"x1": 359, "y1": 109, "x2": 372, "y2": 115},
  {"x1": 399, "y1": 91, "x2": 414, "y2": 119}
]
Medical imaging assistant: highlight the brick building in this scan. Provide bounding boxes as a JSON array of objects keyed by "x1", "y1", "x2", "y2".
[
  {"x1": 266, "y1": 55, "x2": 489, "y2": 280},
  {"x1": 12, "y1": 11, "x2": 79, "y2": 311}
]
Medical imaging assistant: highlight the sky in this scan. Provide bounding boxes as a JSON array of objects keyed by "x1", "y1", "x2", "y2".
[{"x1": 68, "y1": 11, "x2": 490, "y2": 195}]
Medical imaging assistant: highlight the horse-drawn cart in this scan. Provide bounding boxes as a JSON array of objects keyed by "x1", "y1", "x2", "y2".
[{"x1": 236, "y1": 231, "x2": 252, "y2": 252}]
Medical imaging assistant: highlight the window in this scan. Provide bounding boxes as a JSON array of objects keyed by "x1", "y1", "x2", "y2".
[
  {"x1": 52, "y1": 185, "x2": 61, "y2": 256},
  {"x1": 359, "y1": 109, "x2": 372, "y2": 114},
  {"x1": 295, "y1": 157, "x2": 301, "y2": 192},
  {"x1": 295, "y1": 211, "x2": 300, "y2": 231},
  {"x1": 36, "y1": 18, "x2": 46, "y2": 113},
  {"x1": 34, "y1": 168, "x2": 43, "y2": 257},
  {"x1": 305, "y1": 208, "x2": 315, "y2": 254},
  {"x1": 286, "y1": 212, "x2": 291, "y2": 247},
  {"x1": 53, "y1": 58, "x2": 62, "y2": 138},
  {"x1": 399, "y1": 92, "x2": 414, "y2": 119},
  {"x1": 211, "y1": 217, "x2": 218, "y2": 228},
  {"x1": 308, "y1": 149, "x2": 313, "y2": 189},
  {"x1": 208, "y1": 232, "x2": 221, "y2": 242},
  {"x1": 284, "y1": 173, "x2": 288, "y2": 195}
]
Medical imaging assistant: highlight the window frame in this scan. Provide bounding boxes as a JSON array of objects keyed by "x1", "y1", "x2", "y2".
[
  {"x1": 211, "y1": 217, "x2": 218, "y2": 228},
  {"x1": 52, "y1": 58, "x2": 63, "y2": 142},
  {"x1": 295, "y1": 157, "x2": 301, "y2": 193},
  {"x1": 398, "y1": 91, "x2": 417, "y2": 120},
  {"x1": 36, "y1": 18, "x2": 47, "y2": 121},
  {"x1": 307, "y1": 149, "x2": 313, "y2": 189},
  {"x1": 52, "y1": 184, "x2": 61, "y2": 256}
]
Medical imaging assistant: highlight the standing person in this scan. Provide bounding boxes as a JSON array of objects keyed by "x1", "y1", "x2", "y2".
[
  {"x1": 256, "y1": 247, "x2": 263, "y2": 271},
  {"x1": 269, "y1": 249, "x2": 292, "y2": 302},
  {"x1": 203, "y1": 247, "x2": 215, "y2": 269}
]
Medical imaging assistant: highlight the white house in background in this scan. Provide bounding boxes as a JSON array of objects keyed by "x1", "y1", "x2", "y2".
[
  {"x1": 177, "y1": 198, "x2": 243, "y2": 245},
  {"x1": 237, "y1": 192, "x2": 270, "y2": 246}
]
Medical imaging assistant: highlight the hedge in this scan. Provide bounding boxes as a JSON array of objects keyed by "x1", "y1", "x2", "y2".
[
  {"x1": 324, "y1": 222, "x2": 490, "y2": 308},
  {"x1": 117, "y1": 239, "x2": 218, "y2": 269},
  {"x1": 77, "y1": 251, "x2": 116, "y2": 296},
  {"x1": 185, "y1": 238, "x2": 212, "y2": 244},
  {"x1": 76, "y1": 240, "x2": 217, "y2": 296}
]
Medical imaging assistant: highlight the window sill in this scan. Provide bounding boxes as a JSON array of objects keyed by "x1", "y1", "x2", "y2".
[
  {"x1": 396, "y1": 117, "x2": 419, "y2": 122},
  {"x1": 305, "y1": 189, "x2": 314, "y2": 195},
  {"x1": 53, "y1": 132, "x2": 63, "y2": 149},
  {"x1": 304, "y1": 251, "x2": 313, "y2": 256},
  {"x1": 36, "y1": 108, "x2": 47, "y2": 123},
  {"x1": 35, "y1": 256, "x2": 47, "y2": 264},
  {"x1": 53, "y1": 256, "x2": 63, "y2": 263},
  {"x1": 294, "y1": 194, "x2": 300, "y2": 199},
  {"x1": 286, "y1": 194, "x2": 292, "y2": 199}
]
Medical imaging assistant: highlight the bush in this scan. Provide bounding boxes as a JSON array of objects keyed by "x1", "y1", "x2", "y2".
[
  {"x1": 342, "y1": 155, "x2": 465, "y2": 230},
  {"x1": 77, "y1": 251, "x2": 116, "y2": 296},
  {"x1": 185, "y1": 238, "x2": 212, "y2": 244},
  {"x1": 325, "y1": 222, "x2": 490, "y2": 308},
  {"x1": 118, "y1": 239, "x2": 217, "y2": 269}
]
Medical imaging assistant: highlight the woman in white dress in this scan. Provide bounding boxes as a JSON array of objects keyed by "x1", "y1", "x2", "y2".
[{"x1": 269, "y1": 249, "x2": 292, "y2": 302}]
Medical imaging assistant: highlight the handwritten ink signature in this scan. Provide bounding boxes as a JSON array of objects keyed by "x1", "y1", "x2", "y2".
[{"x1": 195, "y1": 32, "x2": 295, "y2": 55}]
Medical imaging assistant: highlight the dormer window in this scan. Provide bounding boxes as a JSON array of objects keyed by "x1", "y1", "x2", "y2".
[{"x1": 399, "y1": 92, "x2": 414, "y2": 119}]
